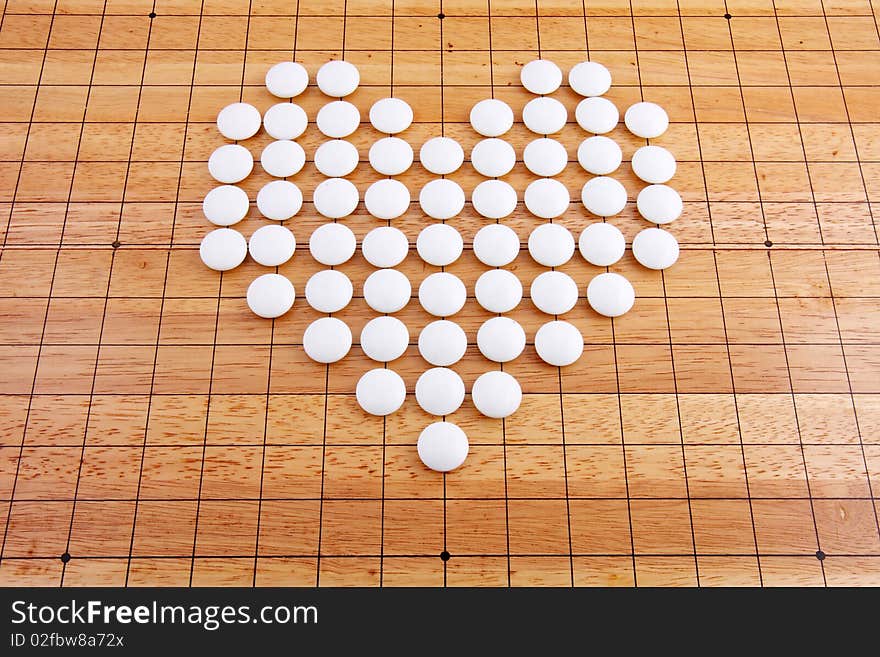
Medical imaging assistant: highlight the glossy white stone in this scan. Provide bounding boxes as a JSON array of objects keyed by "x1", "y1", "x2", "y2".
[
  {"x1": 309, "y1": 222, "x2": 357, "y2": 266},
  {"x1": 523, "y1": 138, "x2": 568, "y2": 177},
  {"x1": 569, "y1": 61, "x2": 612, "y2": 97},
  {"x1": 471, "y1": 180, "x2": 517, "y2": 219},
  {"x1": 631, "y1": 145, "x2": 676, "y2": 184},
  {"x1": 530, "y1": 271, "x2": 578, "y2": 315},
  {"x1": 363, "y1": 269, "x2": 411, "y2": 313},
  {"x1": 200, "y1": 228, "x2": 247, "y2": 271},
  {"x1": 361, "y1": 226, "x2": 409, "y2": 268},
  {"x1": 578, "y1": 222, "x2": 626, "y2": 267},
  {"x1": 247, "y1": 273, "x2": 295, "y2": 318},
  {"x1": 521, "y1": 58, "x2": 563, "y2": 94},
  {"x1": 470, "y1": 138, "x2": 516, "y2": 178},
  {"x1": 581, "y1": 176, "x2": 627, "y2": 217},
  {"x1": 369, "y1": 97, "x2": 413, "y2": 134},
  {"x1": 256, "y1": 180, "x2": 303, "y2": 220},
  {"x1": 416, "y1": 224, "x2": 463, "y2": 266},
  {"x1": 203, "y1": 185, "x2": 248, "y2": 226},
  {"x1": 260, "y1": 140, "x2": 306, "y2": 178},
  {"x1": 314, "y1": 140, "x2": 359, "y2": 177},
  {"x1": 624, "y1": 101, "x2": 669, "y2": 138},
  {"x1": 217, "y1": 102, "x2": 261, "y2": 140},
  {"x1": 360, "y1": 316, "x2": 410, "y2": 362},
  {"x1": 471, "y1": 371, "x2": 522, "y2": 419},
  {"x1": 473, "y1": 224, "x2": 520, "y2": 267},
  {"x1": 263, "y1": 103, "x2": 307, "y2": 140},
  {"x1": 313, "y1": 178, "x2": 359, "y2": 219},
  {"x1": 469, "y1": 99, "x2": 514, "y2": 137},
  {"x1": 364, "y1": 179, "x2": 410, "y2": 220},
  {"x1": 316, "y1": 100, "x2": 360, "y2": 138},
  {"x1": 316, "y1": 60, "x2": 360, "y2": 97},
  {"x1": 415, "y1": 368, "x2": 466, "y2": 416},
  {"x1": 474, "y1": 269, "x2": 522, "y2": 313},
  {"x1": 419, "y1": 137, "x2": 464, "y2": 175},
  {"x1": 303, "y1": 317, "x2": 351, "y2": 363},
  {"x1": 524, "y1": 178, "x2": 570, "y2": 219},
  {"x1": 418, "y1": 320, "x2": 467, "y2": 367},
  {"x1": 417, "y1": 422, "x2": 469, "y2": 472},
  {"x1": 476, "y1": 317, "x2": 526, "y2": 363},
  {"x1": 418, "y1": 272, "x2": 467, "y2": 317},
  {"x1": 527, "y1": 223, "x2": 575, "y2": 267},
  {"x1": 368, "y1": 136, "x2": 413, "y2": 176},
  {"x1": 632, "y1": 227, "x2": 680, "y2": 270},
  {"x1": 535, "y1": 320, "x2": 584, "y2": 366},
  {"x1": 575, "y1": 96, "x2": 619, "y2": 134},
  {"x1": 587, "y1": 272, "x2": 635, "y2": 317},
  {"x1": 522, "y1": 97, "x2": 567, "y2": 135},
  {"x1": 636, "y1": 184, "x2": 683, "y2": 224},
  {"x1": 248, "y1": 224, "x2": 295, "y2": 267},
  {"x1": 419, "y1": 179, "x2": 465, "y2": 220},
  {"x1": 208, "y1": 144, "x2": 253, "y2": 184},
  {"x1": 577, "y1": 136, "x2": 622, "y2": 175},
  {"x1": 265, "y1": 61, "x2": 308, "y2": 98},
  {"x1": 305, "y1": 269, "x2": 353, "y2": 313}
]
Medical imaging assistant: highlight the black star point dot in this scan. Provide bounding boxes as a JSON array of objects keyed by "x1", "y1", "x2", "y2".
[
  {"x1": 149, "y1": 11, "x2": 156, "y2": 18},
  {"x1": 111, "y1": 240, "x2": 121, "y2": 249},
  {"x1": 764, "y1": 240, "x2": 773, "y2": 247},
  {"x1": 816, "y1": 550, "x2": 826, "y2": 561},
  {"x1": 440, "y1": 550, "x2": 451, "y2": 561},
  {"x1": 437, "y1": 12, "x2": 445, "y2": 19},
  {"x1": 724, "y1": 13, "x2": 732, "y2": 19},
  {"x1": 60, "y1": 552, "x2": 71, "y2": 563}
]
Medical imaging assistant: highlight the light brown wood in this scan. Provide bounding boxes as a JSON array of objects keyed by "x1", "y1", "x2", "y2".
[{"x1": 1, "y1": 0, "x2": 879, "y2": 588}]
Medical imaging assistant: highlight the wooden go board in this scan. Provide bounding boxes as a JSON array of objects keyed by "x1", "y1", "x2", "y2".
[{"x1": 1, "y1": 0, "x2": 879, "y2": 588}]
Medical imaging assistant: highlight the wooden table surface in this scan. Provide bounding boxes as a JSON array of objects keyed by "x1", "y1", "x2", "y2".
[{"x1": 1, "y1": 0, "x2": 879, "y2": 587}]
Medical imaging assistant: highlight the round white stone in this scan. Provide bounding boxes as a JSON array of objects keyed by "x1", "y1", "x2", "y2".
[
  {"x1": 625, "y1": 101, "x2": 669, "y2": 139},
  {"x1": 361, "y1": 226, "x2": 409, "y2": 268},
  {"x1": 363, "y1": 269, "x2": 411, "y2": 314},
  {"x1": 203, "y1": 185, "x2": 248, "y2": 226},
  {"x1": 578, "y1": 222, "x2": 625, "y2": 266},
  {"x1": 316, "y1": 60, "x2": 360, "y2": 97},
  {"x1": 470, "y1": 99, "x2": 514, "y2": 137},
  {"x1": 569, "y1": 61, "x2": 612, "y2": 97},
  {"x1": 265, "y1": 61, "x2": 308, "y2": 98},
  {"x1": 575, "y1": 96, "x2": 619, "y2": 134},
  {"x1": 527, "y1": 223, "x2": 575, "y2": 267},
  {"x1": 637, "y1": 184, "x2": 683, "y2": 224},
  {"x1": 419, "y1": 137, "x2": 464, "y2": 175},
  {"x1": 313, "y1": 178, "x2": 359, "y2": 219},
  {"x1": 474, "y1": 269, "x2": 522, "y2": 313},
  {"x1": 470, "y1": 138, "x2": 516, "y2": 178},
  {"x1": 360, "y1": 316, "x2": 409, "y2": 362},
  {"x1": 419, "y1": 179, "x2": 465, "y2": 220},
  {"x1": 356, "y1": 368, "x2": 406, "y2": 416},
  {"x1": 477, "y1": 316, "x2": 525, "y2": 363},
  {"x1": 316, "y1": 101, "x2": 360, "y2": 138},
  {"x1": 522, "y1": 97, "x2": 567, "y2": 135},
  {"x1": 417, "y1": 422, "x2": 469, "y2": 472},
  {"x1": 471, "y1": 180, "x2": 517, "y2": 219},
  {"x1": 256, "y1": 180, "x2": 303, "y2": 220},
  {"x1": 217, "y1": 102, "x2": 261, "y2": 140},
  {"x1": 577, "y1": 136, "x2": 622, "y2": 175},
  {"x1": 303, "y1": 317, "x2": 352, "y2": 364},
  {"x1": 247, "y1": 273, "x2": 295, "y2": 319},
  {"x1": 523, "y1": 138, "x2": 568, "y2": 177},
  {"x1": 309, "y1": 223, "x2": 356, "y2": 266},
  {"x1": 632, "y1": 227, "x2": 680, "y2": 270},
  {"x1": 521, "y1": 59, "x2": 563, "y2": 95},
  {"x1": 587, "y1": 272, "x2": 635, "y2": 317},
  {"x1": 305, "y1": 269, "x2": 353, "y2": 313},
  {"x1": 418, "y1": 320, "x2": 468, "y2": 367},
  {"x1": 369, "y1": 97, "x2": 413, "y2": 134},
  {"x1": 364, "y1": 179, "x2": 410, "y2": 220},
  {"x1": 417, "y1": 224, "x2": 462, "y2": 266},
  {"x1": 581, "y1": 176, "x2": 627, "y2": 217},
  {"x1": 524, "y1": 178, "x2": 570, "y2": 219},
  {"x1": 535, "y1": 321, "x2": 584, "y2": 366},
  {"x1": 263, "y1": 103, "x2": 308, "y2": 140},
  {"x1": 419, "y1": 272, "x2": 466, "y2": 317},
  {"x1": 369, "y1": 136, "x2": 413, "y2": 175},
  {"x1": 531, "y1": 271, "x2": 578, "y2": 315},
  {"x1": 632, "y1": 145, "x2": 677, "y2": 184},
  {"x1": 200, "y1": 228, "x2": 247, "y2": 271},
  {"x1": 473, "y1": 224, "x2": 520, "y2": 267},
  {"x1": 314, "y1": 140, "x2": 358, "y2": 177},
  {"x1": 415, "y1": 369, "x2": 465, "y2": 416},
  {"x1": 248, "y1": 224, "x2": 295, "y2": 267},
  {"x1": 260, "y1": 140, "x2": 306, "y2": 178},
  {"x1": 471, "y1": 371, "x2": 522, "y2": 419},
  {"x1": 208, "y1": 144, "x2": 253, "y2": 184}
]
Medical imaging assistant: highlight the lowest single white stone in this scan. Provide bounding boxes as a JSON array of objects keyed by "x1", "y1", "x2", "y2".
[
  {"x1": 632, "y1": 227, "x2": 680, "y2": 270},
  {"x1": 471, "y1": 371, "x2": 522, "y2": 419},
  {"x1": 534, "y1": 320, "x2": 584, "y2": 366},
  {"x1": 587, "y1": 272, "x2": 635, "y2": 317},
  {"x1": 417, "y1": 422, "x2": 469, "y2": 472}
]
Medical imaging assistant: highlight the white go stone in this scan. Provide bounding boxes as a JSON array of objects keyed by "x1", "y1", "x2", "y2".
[
  {"x1": 419, "y1": 272, "x2": 467, "y2": 317},
  {"x1": 248, "y1": 224, "x2": 295, "y2": 267},
  {"x1": 477, "y1": 317, "x2": 526, "y2": 363},
  {"x1": 313, "y1": 178, "x2": 359, "y2": 219},
  {"x1": 581, "y1": 176, "x2": 627, "y2": 217},
  {"x1": 587, "y1": 272, "x2": 635, "y2": 317},
  {"x1": 637, "y1": 184, "x2": 683, "y2": 224},
  {"x1": 314, "y1": 140, "x2": 359, "y2": 177},
  {"x1": 471, "y1": 180, "x2": 517, "y2": 219},
  {"x1": 217, "y1": 102, "x2": 261, "y2": 140},
  {"x1": 417, "y1": 422, "x2": 469, "y2": 472},
  {"x1": 260, "y1": 140, "x2": 306, "y2": 178},
  {"x1": 535, "y1": 320, "x2": 584, "y2": 366},
  {"x1": 265, "y1": 61, "x2": 308, "y2": 98},
  {"x1": 203, "y1": 185, "x2": 248, "y2": 226},
  {"x1": 520, "y1": 58, "x2": 563, "y2": 95},
  {"x1": 575, "y1": 96, "x2": 619, "y2": 134},
  {"x1": 471, "y1": 138, "x2": 516, "y2": 178},
  {"x1": 577, "y1": 136, "x2": 622, "y2": 175},
  {"x1": 578, "y1": 222, "x2": 625, "y2": 267},
  {"x1": 316, "y1": 60, "x2": 360, "y2": 97},
  {"x1": 316, "y1": 100, "x2": 360, "y2": 138},
  {"x1": 200, "y1": 228, "x2": 247, "y2": 271},
  {"x1": 415, "y1": 368, "x2": 466, "y2": 416},
  {"x1": 369, "y1": 136, "x2": 413, "y2": 175},
  {"x1": 303, "y1": 317, "x2": 352, "y2": 364},
  {"x1": 523, "y1": 138, "x2": 568, "y2": 177},
  {"x1": 361, "y1": 226, "x2": 409, "y2": 268},
  {"x1": 569, "y1": 61, "x2": 612, "y2": 97},
  {"x1": 247, "y1": 273, "x2": 295, "y2": 319},
  {"x1": 632, "y1": 145, "x2": 677, "y2": 184},
  {"x1": 474, "y1": 269, "x2": 522, "y2": 313},
  {"x1": 531, "y1": 271, "x2": 578, "y2": 315},
  {"x1": 305, "y1": 269, "x2": 353, "y2": 313},
  {"x1": 257, "y1": 180, "x2": 303, "y2": 220},
  {"x1": 524, "y1": 178, "x2": 570, "y2": 219},
  {"x1": 419, "y1": 179, "x2": 465, "y2": 220},
  {"x1": 632, "y1": 227, "x2": 680, "y2": 270},
  {"x1": 356, "y1": 368, "x2": 406, "y2": 416},
  {"x1": 363, "y1": 269, "x2": 411, "y2": 313},
  {"x1": 471, "y1": 371, "x2": 522, "y2": 419},
  {"x1": 263, "y1": 103, "x2": 308, "y2": 140},
  {"x1": 418, "y1": 320, "x2": 468, "y2": 367},
  {"x1": 208, "y1": 144, "x2": 253, "y2": 184},
  {"x1": 369, "y1": 97, "x2": 413, "y2": 134},
  {"x1": 527, "y1": 223, "x2": 575, "y2": 267},
  {"x1": 360, "y1": 316, "x2": 410, "y2": 362},
  {"x1": 624, "y1": 101, "x2": 669, "y2": 138},
  {"x1": 473, "y1": 224, "x2": 520, "y2": 267},
  {"x1": 419, "y1": 137, "x2": 464, "y2": 175},
  {"x1": 309, "y1": 223, "x2": 356, "y2": 266},
  {"x1": 364, "y1": 179, "x2": 410, "y2": 220},
  {"x1": 522, "y1": 97, "x2": 567, "y2": 135},
  {"x1": 417, "y1": 224, "x2": 463, "y2": 266},
  {"x1": 470, "y1": 99, "x2": 514, "y2": 137}
]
